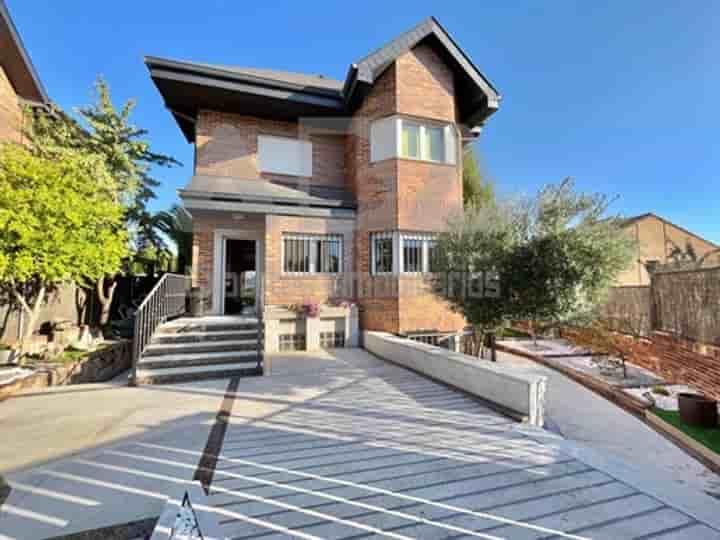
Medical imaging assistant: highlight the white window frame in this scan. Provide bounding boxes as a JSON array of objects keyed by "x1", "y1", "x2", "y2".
[
  {"x1": 258, "y1": 135, "x2": 313, "y2": 177},
  {"x1": 370, "y1": 232, "x2": 396, "y2": 276},
  {"x1": 371, "y1": 232, "x2": 438, "y2": 275},
  {"x1": 369, "y1": 116, "x2": 457, "y2": 165},
  {"x1": 281, "y1": 233, "x2": 343, "y2": 275}
]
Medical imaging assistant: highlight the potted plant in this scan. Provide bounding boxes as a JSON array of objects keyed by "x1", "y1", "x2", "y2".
[
  {"x1": 678, "y1": 393, "x2": 718, "y2": 428},
  {"x1": 0, "y1": 343, "x2": 17, "y2": 365},
  {"x1": 303, "y1": 302, "x2": 320, "y2": 318}
]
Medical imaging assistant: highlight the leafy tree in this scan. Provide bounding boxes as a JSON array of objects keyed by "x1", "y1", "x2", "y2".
[
  {"x1": 151, "y1": 205, "x2": 193, "y2": 274},
  {"x1": 462, "y1": 147, "x2": 495, "y2": 209},
  {"x1": 28, "y1": 78, "x2": 179, "y2": 324},
  {"x1": 508, "y1": 179, "x2": 636, "y2": 341},
  {"x1": 432, "y1": 202, "x2": 522, "y2": 356},
  {"x1": 0, "y1": 144, "x2": 127, "y2": 350},
  {"x1": 433, "y1": 178, "x2": 635, "y2": 355}
]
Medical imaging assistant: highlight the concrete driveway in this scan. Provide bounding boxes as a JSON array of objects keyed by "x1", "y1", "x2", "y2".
[
  {"x1": 497, "y1": 350, "x2": 720, "y2": 496},
  {"x1": 1, "y1": 349, "x2": 720, "y2": 539}
]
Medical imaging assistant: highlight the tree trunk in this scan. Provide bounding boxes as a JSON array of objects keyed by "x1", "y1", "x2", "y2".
[
  {"x1": 14, "y1": 286, "x2": 46, "y2": 360},
  {"x1": 96, "y1": 277, "x2": 117, "y2": 326},
  {"x1": 75, "y1": 286, "x2": 89, "y2": 326}
]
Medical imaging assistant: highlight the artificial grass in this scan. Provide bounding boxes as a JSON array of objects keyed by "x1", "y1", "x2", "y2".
[{"x1": 653, "y1": 407, "x2": 720, "y2": 455}]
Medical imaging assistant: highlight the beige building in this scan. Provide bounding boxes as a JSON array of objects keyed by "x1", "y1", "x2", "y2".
[{"x1": 617, "y1": 213, "x2": 719, "y2": 286}]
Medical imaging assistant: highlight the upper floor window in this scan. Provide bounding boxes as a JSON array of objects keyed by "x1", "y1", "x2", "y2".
[
  {"x1": 258, "y1": 135, "x2": 312, "y2": 177},
  {"x1": 370, "y1": 116, "x2": 456, "y2": 165},
  {"x1": 283, "y1": 234, "x2": 342, "y2": 274}
]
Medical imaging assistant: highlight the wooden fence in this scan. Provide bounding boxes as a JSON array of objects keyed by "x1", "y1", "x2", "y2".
[{"x1": 604, "y1": 266, "x2": 720, "y2": 346}]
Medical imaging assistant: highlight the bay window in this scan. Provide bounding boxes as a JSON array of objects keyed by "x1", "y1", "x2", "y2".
[
  {"x1": 370, "y1": 116, "x2": 456, "y2": 165},
  {"x1": 283, "y1": 234, "x2": 342, "y2": 274}
]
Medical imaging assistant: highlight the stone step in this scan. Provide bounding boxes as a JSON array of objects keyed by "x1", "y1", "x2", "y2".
[
  {"x1": 143, "y1": 339, "x2": 258, "y2": 356},
  {"x1": 151, "y1": 330, "x2": 258, "y2": 344},
  {"x1": 138, "y1": 350, "x2": 259, "y2": 370},
  {"x1": 159, "y1": 316, "x2": 260, "y2": 335},
  {"x1": 134, "y1": 363, "x2": 262, "y2": 385}
]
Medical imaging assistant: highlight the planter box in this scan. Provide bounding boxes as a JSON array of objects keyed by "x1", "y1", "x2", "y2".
[{"x1": 263, "y1": 305, "x2": 359, "y2": 354}]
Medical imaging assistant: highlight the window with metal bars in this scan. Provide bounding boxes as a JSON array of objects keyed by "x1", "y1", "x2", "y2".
[
  {"x1": 282, "y1": 234, "x2": 342, "y2": 274},
  {"x1": 278, "y1": 334, "x2": 306, "y2": 351},
  {"x1": 370, "y1": 232, "x2": 439, "y2": 275},
  {"x1": 371, "y1": 233, "x2": 394, "y2": 274},
  {"x1": 320, "y1": 331, "x2": 345, "y2": 349},
  {"x1": 402, "y1": 237, "x2": 423, "y2": 273}
]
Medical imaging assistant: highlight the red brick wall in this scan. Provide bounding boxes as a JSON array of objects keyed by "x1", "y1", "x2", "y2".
[
  {"x1": 347, "y1": 44, "x2": 465, "y2": 334},
  {"x1": 195, "y1": 110, "x2": 346, "y2": 188},
  {"x1": 562, "y1": 327, "x2": 720, "y2": 401},
  {"x1": 622, "y1": 332, "x2": 720, "y2": 401},
  {"x1": 264, "y1": 215, "x2": 355, "y2": 306},
  {"x1": 398, "y1": 277, "x2": 466, "y2": 333},
  {"x1": 396, "y1": 159, "x2": 462, "y2": 230},
  {"x1": 395, "y1": 44, "x2": 456, "y2": 123},
  {"x1": 0, "y1": 66, "x2": 23, "y2": 143}
]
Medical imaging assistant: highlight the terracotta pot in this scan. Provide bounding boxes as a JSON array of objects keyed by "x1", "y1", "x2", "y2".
[{"x1": 678, "y1": 393, "x2": 718, "y2": 428}]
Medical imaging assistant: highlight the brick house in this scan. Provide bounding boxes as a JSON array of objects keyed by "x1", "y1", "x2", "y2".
[
  {"x1": 146, "y1": 17, "x2": 500, "y2": 352},
  {"x1": 0, "y1": 0, "x2": 49, "y2": 144}
]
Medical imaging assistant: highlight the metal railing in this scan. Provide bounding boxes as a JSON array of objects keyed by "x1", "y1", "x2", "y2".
[{"x1": 131, "y1": 273, "x2": 191, "y2": 383}]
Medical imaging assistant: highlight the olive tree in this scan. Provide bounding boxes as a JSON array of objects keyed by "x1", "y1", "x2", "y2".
[{"x1": 432, "y1": 179, "x2": 636, "y2": 355}]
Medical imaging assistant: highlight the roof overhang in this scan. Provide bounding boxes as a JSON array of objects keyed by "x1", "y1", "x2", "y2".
[
  {"x1": 179, "y1": 175, "x2": 356, "y2": 220},
  {"x1": 347, "y1": 17, "x2": 500, "y2": 127},
  {"x1": 146, "y1": 57, "x2": 346, "y2": 142},
  {"x1": 146, "y1": 16, "x2": 501, "y2": 143},
  {"x1": 0, "y1": 0, "x2": 48, "y2": 103}
]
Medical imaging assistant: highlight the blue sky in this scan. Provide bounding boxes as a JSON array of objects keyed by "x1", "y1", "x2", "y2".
[{"x1": 9, "y1": 1, "x2": 720, "y2": 243}]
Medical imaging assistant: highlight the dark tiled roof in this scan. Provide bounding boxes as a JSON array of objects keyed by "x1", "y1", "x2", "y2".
[
  {"x1": 181, "y1": 175, "x2": 355, "y2": 208},
  {"x1": 191, "y1": 63, "x2": 344, "y2": 93},
  {"x1": 354, "y1": 16, "x2": 499, "y2": 101}
]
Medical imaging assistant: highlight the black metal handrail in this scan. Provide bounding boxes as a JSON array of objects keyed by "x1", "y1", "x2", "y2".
[{"x1": 131, "y1": 273, "x2": 190, "y2": 384}]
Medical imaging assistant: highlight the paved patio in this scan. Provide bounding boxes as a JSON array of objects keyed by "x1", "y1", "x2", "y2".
[{"x1": 1, "y1": 349, "x2": 720, "y2": 539}]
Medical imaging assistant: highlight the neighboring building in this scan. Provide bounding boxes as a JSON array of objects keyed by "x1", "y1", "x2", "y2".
[
  {"x1": 146, "y1": 17, "x2": 500, "y2": 351},
  {"x1": 0, "y1": 0, "x2": 49, "y2": 143},
  {"x1": 616, "y1": 213, "x2": 719, "y2": 286}
]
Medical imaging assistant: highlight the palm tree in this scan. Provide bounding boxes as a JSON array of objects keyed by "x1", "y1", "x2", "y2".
[{"x1": 152, "y1": 205, "x2": 193, "y2": 274}]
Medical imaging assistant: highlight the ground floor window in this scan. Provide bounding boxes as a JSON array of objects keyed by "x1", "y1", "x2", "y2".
[
  {"x1": 320, "y1": 331, "x2": 345, "y2": 349},
  {"x1": 371, "y1": 232, "x2": 438, "y2": 275},
  {"x1": 279, "y1": 333, "x2": 306, "y2": 351},
  {"x1": 283, "y1": 234, "x2": 342, "y2": 274}
]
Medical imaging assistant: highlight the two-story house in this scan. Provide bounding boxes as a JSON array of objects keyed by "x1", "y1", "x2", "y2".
[{"x1": 146, "y1": 17, "x2": 500, "y2": 360}]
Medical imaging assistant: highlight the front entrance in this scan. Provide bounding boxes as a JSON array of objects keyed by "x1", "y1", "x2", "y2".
[
  {"x1": 223, "y1": 239, "x2": 256, "y2": 315},
  {"x1": 213, "y1": 231, "x2": 261, "y2": 315}
]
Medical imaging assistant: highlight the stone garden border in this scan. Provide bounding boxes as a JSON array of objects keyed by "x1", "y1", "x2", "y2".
[
  {"x1": 0, "y1": 340, "x2": 130, "y2": 401},
  {"x1": 646, "y1": 410, "x2": 720, "y2": 475}
]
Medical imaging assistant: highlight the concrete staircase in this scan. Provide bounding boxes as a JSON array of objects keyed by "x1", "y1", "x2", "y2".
[{"x1": 134, "y1": 316, "x2": 263, "y2": 384}]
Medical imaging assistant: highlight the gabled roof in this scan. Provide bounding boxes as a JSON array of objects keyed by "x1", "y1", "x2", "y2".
[
  {"x1": 146, "y1": 16, "x2": 501, "y2": 142},
  {"x1": 621, "y1": 212, "x2": 719, "y2": 248},
  {"x1": 346, "y1": 17, "x2": 499, "y2": 124},
  {"x1": 0, "y1": 0, "x2": 48, "y2": 104}
]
